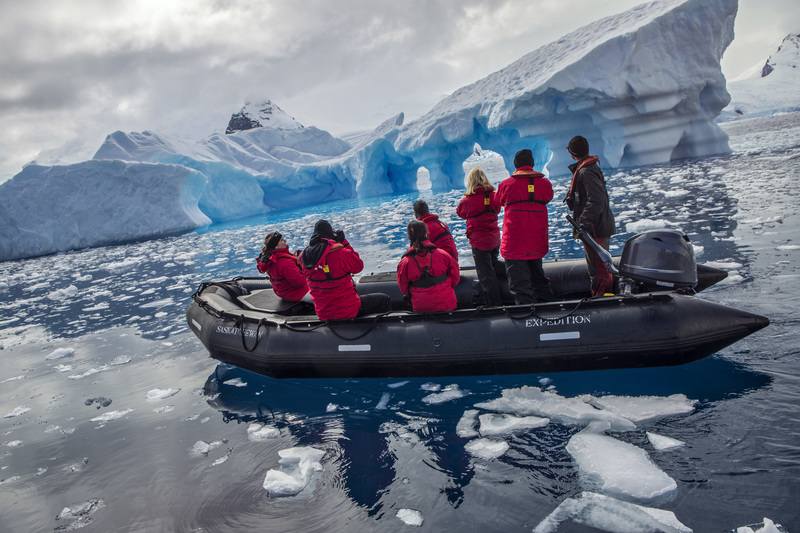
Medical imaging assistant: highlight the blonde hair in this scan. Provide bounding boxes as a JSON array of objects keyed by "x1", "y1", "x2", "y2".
[{"x1": 465, "y1": 167, "x2": 494, "y2": 196}]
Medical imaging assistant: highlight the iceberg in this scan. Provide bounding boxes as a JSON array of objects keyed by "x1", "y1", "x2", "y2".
[{"x1": 0, "y1": 0, "x2": 738, "y2": 262}]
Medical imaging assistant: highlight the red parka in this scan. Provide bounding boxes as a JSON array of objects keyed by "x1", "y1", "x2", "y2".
[
  {"x1": 418, "y1": 213, "x2": 458, "y2": 261},
  {"x1": 256, "y1": 248, "x2": 309, "y2": 301},
  {"x1": 496, "y1": 167, "x2": 553, "y2": 260},
  {"x1": 300, "y1": 238, "x2": 364, "y2": 320},
  {"x1": 456, "y1": 186, "x2": 501, "y2": 251},
  {"x1": 397, "y1": 240, "x2": 460, "y2": 313}
]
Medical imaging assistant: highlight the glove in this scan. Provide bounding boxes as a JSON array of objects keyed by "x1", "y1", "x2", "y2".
[
  {"x1": 579, "y1": 221, "x2": 594, "y2": 235},
  {"x1": 334, "y1": 229, "x2": 346, "y2": 243}
]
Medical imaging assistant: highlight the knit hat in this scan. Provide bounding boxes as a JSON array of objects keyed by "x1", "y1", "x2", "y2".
[
  {"x1": 567, "y1": 136, "x2": 589, "y2": 158},
  {"x1": 313, "y1": 219, "x2": 335, "y2": 240},
  {"x1": 513, "y1": 149, "x2": 534, "y2": 169}
]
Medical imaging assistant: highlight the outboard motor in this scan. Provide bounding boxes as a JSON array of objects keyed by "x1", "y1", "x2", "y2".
[{"x1": 618, "y1": 229, "x2": 697, "y2": 293}]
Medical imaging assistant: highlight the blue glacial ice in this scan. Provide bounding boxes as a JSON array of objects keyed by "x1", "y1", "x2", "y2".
[{"x1": 0, "y1": 0, "x2": 737, "y2": 262}]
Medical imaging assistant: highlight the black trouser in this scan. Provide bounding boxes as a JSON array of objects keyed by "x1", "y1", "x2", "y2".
[
  {"x1": 505, "y1": 258, "x2": 553, "y2": 305},
  {"x1": 358, "y1": 293, "x2": 391, "y2": 316},
  {"x1": 472, "y1": 247, "x2": 503, "y2": 306}
]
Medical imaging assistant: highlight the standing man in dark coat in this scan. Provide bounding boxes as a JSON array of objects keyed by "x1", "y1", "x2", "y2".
[{"x1": 564, "y1": 136, "x2": 616, "y2": 297}]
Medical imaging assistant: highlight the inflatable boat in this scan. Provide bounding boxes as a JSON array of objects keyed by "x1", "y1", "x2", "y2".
[{"x1": 186, "y1": 229, "x2": 769, "y2": 379}]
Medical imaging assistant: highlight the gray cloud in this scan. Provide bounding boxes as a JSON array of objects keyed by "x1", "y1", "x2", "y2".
[{"x1": 0, "y1": 0, "x2": 795, "y2": 180}]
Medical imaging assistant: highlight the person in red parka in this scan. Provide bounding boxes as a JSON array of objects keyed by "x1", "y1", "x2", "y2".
[
  {"x1": 496, "y1": 149, "x2": 554, "y2": 304},
  {"x1": 256, "y1": 230, "x2": 309, "y2": 301},
  {"x1": 397, "y1": 220, "x2": 460, "y2": 313},
  {"x1": 413, "y1": 200, "x2": 458, "y2": 261},
  {"x1": 456, "y1": 167, "x2": 503, "y2": 306},
  {"x1": 300, "y1": 219, "x2": 390, "y2": 320}
]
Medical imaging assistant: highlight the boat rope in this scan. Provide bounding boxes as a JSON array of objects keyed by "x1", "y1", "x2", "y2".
[
  {"x1": 234, "y1": 315, "x2": 268, "y2": 353},
  {"x1": 422, "y1": 306, "x2": 484, "y2": 324},
  {"x1": 503, "y1": 298, "x2": 589, "y2": 322},
  {"x1": 324, "y1": 312, "x2": 393, "y2": 341}
]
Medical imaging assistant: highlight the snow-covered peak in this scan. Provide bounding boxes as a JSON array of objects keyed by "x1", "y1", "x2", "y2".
[
  {"x1": 720, "y1": 33, "x2": 800, "y2": 121},
  {"x1": 761, "y1": 33, "x2": 800, "y2": 77},
  {"x1": 225, "y1": 100, "x2": 304, "y2": 134}
]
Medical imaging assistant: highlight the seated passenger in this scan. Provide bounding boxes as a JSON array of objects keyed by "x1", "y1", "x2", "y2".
[
  {"x1": 397, "y1": 220, "x2": 460, "y2": 313},
  {"x1": 413, "y1": 200, "x2": 459, "y2": 261},
  {"x1": 256, "y1": 231, "x2": 309, "y2": 302},
  {"x1": 300, "y1": 220, "x2": 390, "y2": 320}
]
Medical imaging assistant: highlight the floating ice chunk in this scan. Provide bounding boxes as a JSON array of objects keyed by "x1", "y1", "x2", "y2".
[
  {"x1": 263, "y1": 446, "x2": 325, "y2": 497},
  {"x1": 478, "y1": 413, "x2": 549, "y2": 436},
  {"x1": 102, "y1": 259, "x2": 141, "y2": 273},
  {"x1": 420, "y1": 382, "x2": 441, "y2": 392},
  {"x1": 68, "y1": 367, "x2": 106, "y2": 380},
  {"x1": 703, "y1": 261, "x2": 743, "y2": 270},
  {"x1": 0, "y1": 375, "x2": 25, "y2": 383},
  {"x1": 326, "y1": 403, "x2": 338, "y2": 412},
  {"x1": 110, "y1": 356, "x2": 131, "y2": 366},
  {"x1": 647, "y1": 432, "x2": 685, "y2": 451},
  {"x1": 388, "y1": 380, "x2": 409, "y2": 389},
  {"x1": 5, "y1": 440, "x2": 22, "y2": 447},
  {"x1": 566, "y1": 422, "x2": 677, "y2": 503},
  {"x1": 3, "y1": 406, "x2": 30, "y2": 418},
  {"x1": 626, "y1": 219, "x2": 673, "y2": 233},
  {"x1": 140, "y1": 297, "x2": 175, "y2": 309},
  {"x1": 422, "y1": 384, "x2": 469, "y2": 405},
  {"x1": 776, "y1": 244, "x2": 800, "y2": 251},
  {"x1": 532, "y1": 491, "x2": 691, "y2": 533},
  {"x1": 46, "y1": 347, "x2": 75, "y2": 360},
  {"x1": 396, "y1": 508, "x2": 424, "y2": 527},
  {"x1": 465, "y1": 438, "x2": 509, "y2": 459},
  {"x1": 223, "y1": 377, "x2": 247, "y2": 387},
  {"x1": 456, "y1": 409, "x2": 480, "y2": 438},
  {"x1": 375, "y1": 392, "x2": 391, "y2": 410},
  {"x1": 47, "y1": 285, "x2": 79, "y2": 301},
  {"x1": 55, "y1": 498, "x2": 106, "y2": 529},
  {"x1": 89, "y1": 408, "x2": 134, "y2": 423},
  {"x1": 474, "y1": 386, "x2": 636, "y2": 431},
  {"x1": 146, "y1": 388, "x2": 181, "y2": 401},
  {"x1": 189, "y1": 440, "x2": 224, "y2": 457},
  {"x1": 736, "y1": 517, "x2": 784, "y2": 533},
  {"x1": 587, "y1": 394, "x2": 696, "y2": 423},
  {"x1": 247, "y1": 423, "x2": 279, "y2": 441}
]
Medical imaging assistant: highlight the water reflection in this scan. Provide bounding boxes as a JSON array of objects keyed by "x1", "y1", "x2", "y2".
[{"x1": 203, "y1": 355, "x2": 771, "y2": 513}]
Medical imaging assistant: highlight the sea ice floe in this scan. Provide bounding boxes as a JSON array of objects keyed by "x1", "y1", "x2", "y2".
[
  {"x1": 247, "y1": 423, "x2": 279, "y2": 441},
  {"x1": 47, "y1": 285, "x2": 78, "y2": 301},
  {"x1": 189, "y1": 440, "x2": 224, "y2": 457},
  {"x1": 566, "y1": 422, "x2": 677, "y2": 503},
  {"x1": 263, "y1": 446, "x2": 325, "y2": 498},
  {"x1": 89, "y1": 408, "x2": 134, "y2": 423},
  {"x1": 456, "y1": 409, "x2": 480, "y2": 438},
  {"x1": 396, "y1": 508, "x2": 424, "y2": 527},
  {"x1": 375, "y1": 392, "x2": 391, "y2": 410},
  {"x1": 586, "y1": 394, "x2": 696, "y2": 423},
  {"x1": 46, "y1": 347, "x2": 75, "y2": 360},
  {"x1": 3, "y1": 406, "x2": 31, "y2": 418},
  {"x1": 146, "y1": 388, "x2": 181, "y2": 401},
  {"x1": 223, "y1": 377, "x2": 247, "y2": 387},
  {"x1": 736, "y1": 517, "x2": 784, "y2": 533},
  {"x1": 422, "y1": 384, "x2": 469, "y2": 405},
  {"x1": 626, "y1": 219, "x2": 673, "y2": 233},
  {"x1": 647, "y1": 432, "x2": 686, "y2": 451},
  {"x1": 55, "y1": 498, "x2": 106, "y2": 529},
  {"x1": 477, "y1": 413, "x2": 549, "y2": 436},
  {"x1": 474, "y1": 386, "x2": 636, "y2": 431},
  {"x1": 532, "y1": 491, "x2": 691, "y2": 533},
  {"x1": 465, "y1": 438, "x2": 509, "y2": 460}
]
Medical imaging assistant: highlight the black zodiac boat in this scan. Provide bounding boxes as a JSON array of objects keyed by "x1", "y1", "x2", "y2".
[{"x1": 186, "y1": 228, "x2": 769, "y2": 379}]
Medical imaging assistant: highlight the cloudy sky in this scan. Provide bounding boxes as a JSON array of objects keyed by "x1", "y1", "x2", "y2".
[{"x1": 1, "y1": 0, "x2": 797, "y2": 181}]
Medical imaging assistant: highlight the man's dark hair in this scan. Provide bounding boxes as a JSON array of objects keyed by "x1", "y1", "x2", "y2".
[{"x1": 413, "y1": 200, "x2": 429, "y2": 218}]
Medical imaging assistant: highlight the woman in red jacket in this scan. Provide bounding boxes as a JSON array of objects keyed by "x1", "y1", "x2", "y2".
[
  {"x1": 457, "y1": 167, "x2": 503, "y2": 306},
  {"x1": 397, "y1": 220, "x2": 460, "y2": 313},
  {"x1": 256, "y1": 231, "x2": 309, "y2": 301},
  {"x1": 300, "y1": 220, "x2": 390, "y2": 320}
]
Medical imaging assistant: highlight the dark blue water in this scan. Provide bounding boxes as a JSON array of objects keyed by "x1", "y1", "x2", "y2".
[{"x1": 0, "y1": 113, "x2": 797, "y2": 532}]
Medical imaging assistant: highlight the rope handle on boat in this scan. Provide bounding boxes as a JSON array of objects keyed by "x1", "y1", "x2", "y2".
[
  {"x1": 323, "y1": 312, "x2": 393, "y2": 341},
  {"x1": 235, "y1": 315, "x2": 268, "y2": 353},
  {"x1": 503, "y1": 298, "x2": 589, "y2": 322}
]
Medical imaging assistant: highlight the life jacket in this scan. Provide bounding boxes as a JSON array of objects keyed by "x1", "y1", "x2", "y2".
[
  {"x1": 465, "y1": 189, "x2": 499, "y2": 218},
  {"x1": 503, "y1": 172, "x2": 549, "y2": 210},
  {"x1": 564, "y1": 156, "x2": 600, "y2": 206},
  {"x1": 304, "y1": 241, "x2": 353, "y2": 287},
  {"x1": 404, "y1": 246, "x2": 449, "y2": 289}
]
